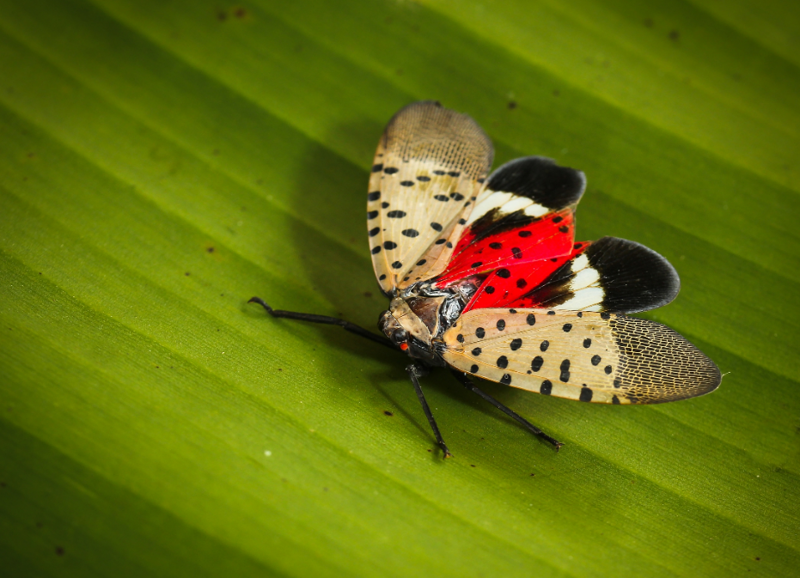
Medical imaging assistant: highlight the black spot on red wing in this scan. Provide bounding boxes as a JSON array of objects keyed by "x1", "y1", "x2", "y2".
[
  {"x1": 496, "y1": 319, "x2": 506, "y2": 331},
  {"x1": 368, "y1": 211, "x2": 378, "y2": 220},
  {"x1": 519, "y1": 230, "x2": 532, "y2": 238},
  {"x1": 540, "y1": 380, "x2": 552, "y2": 395},
  {"x1": 484, "y1": 286, "x2": 495, "y2": 294},
  {"x1": 371, "y1": 246, "x2": 381, "y2": 254},
  {"x1": 496, "y1": 268, "x2": 511, "y2": 278},
  {"x1": 559, "y1": 359, "x2": 570, "y2": 382},
  {"x1": 386, "y1": 210, "x2": 406, "y2": 218},
  {"x1": 604, "y1": 365, "x2": 613, "y2": 374},
  {"x1": 450, "y1": 192, "x2": 465, "y2": 201},
  {"x1": 574, "y1": 243, "x2": 582, "y2": 249},
  {"x1": 384, "y1": 167, "x2": 399, "y2": 174},
  {"x1": 368, "y1": 191, "x2": 381, "y2": 201},
  {"x1": 558, "y1": 225, "x2": 569, "y2": 233},
  {"x1": 471, "y1": 262, "x2": 483, "y2": 268},
  {"x1": 531, "y1": 356, "x2": 543, "y2": 371},
  {"x1": 510, "y1": 338, "x2": 522, "y2": 350},
  {"x1": 476, "y1": 327, "x2": 485, "y2": 338},
  {"x1": 471, "y1": 347, "x2": 482, "y2": 356},
  {"x1": 526, "y1": 313, "x2": 536, "y2": 325},
  {"x1": 562, "y1": 323, "x2": 572, "y2": 332},
  {"x1": 553, "y1": 216, "x2": 563, "y2": 224},
  {"x1": 400, "y1": 181, "x2": 414, "y2": 187},
  {"x1": 372, "y1": 164, "x2": 383, "y2": 173},
  {"x1": 430, "y1": 222, "x2": 443, "y2": 231},
  {"x1": 497, "y1": 356, "x2": 508, "y2": 368},
  {"x1": 583, "y1": 338, "x2": 592, "y2": 348},
  {"x1": 369, "y1": 227, "x2": 380, "y2": 237},
  {"x1": 540, "y1": 340, "x2": 549, "y2": 351},
  {"x1": 434, "y1": 195, "x2": 449, "y2": 202},
  {"x1": 470, "y1": 364, "x2": 479, "y2": 373},
  {"x1": 391, "y1": 261, "x2": 403, "y2": 269},
  {"x1": 511, "y1": 247, "x2": 523, "y2": 259},
  {"x1": 383, "y1": 241, "x2": 397, "y2": 250},
  {"x1": 591, "y1": 355, "x2": 601, "y2": 366},
  {"x1": 489, "y1": 242, "x2": 502, "y2": 249},
  {"x1": 517, "y1": 278, "x2": 528, "y2": 289},
  {"x1": 417, "y1": 259, "x2": 426, "y2": 266},
  {"x1": 579, "y1": 387, "x2": 593, "y2": 402},
  {"x1": 402, "y1": 229, "x2": 420, "y2": 237},
  {"x1": 500, "y1": 374, "x2": 512, "y2": 385}
]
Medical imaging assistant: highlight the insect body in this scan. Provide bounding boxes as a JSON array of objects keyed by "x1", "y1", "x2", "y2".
[{"x1": 251, "y1": 101, "x2": 720, "y2": 457}]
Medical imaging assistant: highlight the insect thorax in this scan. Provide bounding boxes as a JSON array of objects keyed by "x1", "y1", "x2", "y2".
[{"x1": 378, "y1": 279, "x2": 480, "y2": 365}]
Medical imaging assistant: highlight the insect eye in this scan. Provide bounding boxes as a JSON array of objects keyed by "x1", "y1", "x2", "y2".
[{"x1": 392, "y1": 328, "x2": 408, "y2": 346}]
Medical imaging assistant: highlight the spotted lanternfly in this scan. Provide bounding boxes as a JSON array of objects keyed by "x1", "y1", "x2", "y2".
[{"x1": 250, "y1": 101, "x2": 721, "y2": 457}]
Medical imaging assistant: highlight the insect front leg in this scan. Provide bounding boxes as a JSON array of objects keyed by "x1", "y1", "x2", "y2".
[
  {"x1": 248, "y1": 296, "x2": 394, "y2": 350},
  {"x1": 406, "y1": 363, "x2": 452, "y2": 458},
  {"x1": 450, "y1": 369, "x2": 563, "y2": 450}
]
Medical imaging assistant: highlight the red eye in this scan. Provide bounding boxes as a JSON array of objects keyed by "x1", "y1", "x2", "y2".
[{"x1": 399, "y1": 343, "x2": 409, "y2": 351}]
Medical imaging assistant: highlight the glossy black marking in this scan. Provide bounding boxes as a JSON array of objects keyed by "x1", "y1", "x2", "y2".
[
  {"x1": 497, "y1": 356, "x2": 509, "y2": 369},
  {"x1": 531, "y1": 356, "x2": 544, "y2": 371},
  {"x1": 496, "y1": 268, "x2": 511, "y2": 278},
  {"x1": 577, "y1": 312, "x2": 583, "y2": 318},
  {"x1": 559, "y1": 359, "x2": 570, "y2": 383},
  {"x1": 604, "y1": 365, "x2": 613, "y2": 374},
  {"x1": 400, "y1": 180, "x2": 414, "y2": 187},
  {"x1": 381, "y1": 201, "x2": 390, "y2": 208},
  {"x1": 519, "y1": 230, "x2": 532, "y2": 238},
  {"x1": 456, "y1": 334, "x2": 464, "y2": 343},
  {"x1": 384, "y1": 167, "x2": 399, "y2": 174},
  {"x1": 433, "y1": 195, "x2": 449, "y2": 202},
  {"x1": 435, "y1": 239, "x2": 446, "y2": 245},
  {"x1": 484, "y1": 286, "x2": 495, "y2": 294},
  {"x1": 476, "y1": 327, "x2": 485, "y2": 338},
  {"x1": 417, "y1": 175, "x2": 431, "y2": 182},
  {"x1": 489, "y1": 242, "x2": 502, "y2": 249},
  {"x1": 383, "y1": 241, "x2": 397, "y2": 250},
  {"x1": 471, "y1": 261, "x2": 483, "y2": 268},
  {"x1": 430, "y1": 222, "x2": 443, "y2": 232},
  {"x1": 433, "y1": 170, "x2": 446, "y2": 175},
  {"x1": 509, "y1": 309, "x2": 517, "y2": 314},
  {"x1": 591, "y1": 354, "x2": 601, "y2": 366},
  {"x1": 496, "y1": 319, "x2": 506, "y2": 331},
  {"x1": 445, "y1": 241, "x2": 453, "y2": 248},
  {"x1": 369, "y1": 227, "x2": 380, "y2": 237},
  {"x1": 613, "y1": 378, "x2": 621, "y2": 388},
  {"x1": 540, "y1": 340, "x2": 549, "y2": 352},
  {"x1": 470, "y1": 364, "x2": 479, "y2": 373},
  {"x1": 402, "y1": 229, "x2": 419, "y2": 238},
  {"x1": 371, "y1": 164, "x2": 383, "y2": 173},
  {"x1": 391, "y1": 261, "x2": 402, "y2": 269},
  {"x1": 368, "y1": 210, "x2": 379, "y2": 220},
  {"x1": 511, "y1": 247, "x2": 523, "y2": 259},
  {"x1": 500, "y1": 373, "x2": 512, "y2": 385},
  {"x1": 416, "y1": 259, "x2": 427, "y2": 266},
  {"x1": 579, "y1": 387, "x2": 593, "y2": 402},
  {"x1": 540, "y1": 380, "x2": 552, "y2": 395},
  {"x1": 612, "y1": 395, "x2": 620, "y2": 404},
  {"x1": 553, "y1": 216, "x2": 563, "y2": 224},
  {"x1": 386, "y1": 210, "x2": 406, "y2": 218},
  {"x1": 583, "y1": 338, "x2": 592, "y2": 348},
  {"x1": 510, "y1": 338, "x2": 522, "y2": 350},
  {"x1": 450, "y1": 192, "x2": 465, "y2": 201},
  {"x1": 562, "y1": 323, "x2": 572, "y2": 332},
  {"x1": 558, "y1": 225, "x2": 569, "y2": 233},
  {"x1": 601, "y1": 312, "x2": 611, "y2": 320},
  {"x1": 458, "y1": 218, "x2": 467, "y2": 225},
  {"x1": 379, "y1": 274, "x2": 386, "y2": 280},
  {"x1": 517, "y1": 278, "x2": 528, "y2": 289},
  {"x1": 471, "y1": 347, "x2": 482, "y2": 356},
  {"x1": 526, "y1": 313, "x2": 536, "y2": 325},
  {"x1": 447, "y1": 171, "x2": 461, "y2": 177},
  {"x1": 368, "y1": 191, "x2": 381, "y2": 201},
  {"x1": 371, "y1": 246, "x2": 381, "y2": 254}
]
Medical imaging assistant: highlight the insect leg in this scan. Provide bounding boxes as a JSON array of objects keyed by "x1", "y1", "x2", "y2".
[
  {"x1": 449, "y1": 369, "x2": 563, "y2": 450},
  {"x1": 407, "y1": 364, "x2": 452, "y2": 458},
  {"x1": 249, "y1": 296, "x2": 394, "y2": 350}
]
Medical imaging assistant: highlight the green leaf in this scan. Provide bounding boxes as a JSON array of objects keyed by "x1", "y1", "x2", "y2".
[{"x1": 1, "y1": 0, "x2": 798, "y2": 576}]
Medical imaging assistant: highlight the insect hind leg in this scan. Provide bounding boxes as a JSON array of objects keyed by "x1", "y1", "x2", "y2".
[
  {"x1": 450, "y1": 369, "x2": 563, "y2": 450},
  {"x1": 248, "y1": 296, "x2": 394, "y2": 350}
]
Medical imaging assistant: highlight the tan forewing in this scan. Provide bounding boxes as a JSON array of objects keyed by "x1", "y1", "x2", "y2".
[
  {"x1": 368, "y1": 101, "x2": 493, "y2": 293},
  {"x1": 441, "y1": 309, "x2": 720, "y2": 404}
]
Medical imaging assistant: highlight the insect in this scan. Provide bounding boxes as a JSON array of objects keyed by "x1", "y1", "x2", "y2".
[{"x1": 250, "y1": 101, "x2": 721, "y2": 457}]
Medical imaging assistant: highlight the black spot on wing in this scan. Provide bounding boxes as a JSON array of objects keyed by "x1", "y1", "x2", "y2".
[{"x1": 485, "y1": 156, "x2": 586, "y2": 210}]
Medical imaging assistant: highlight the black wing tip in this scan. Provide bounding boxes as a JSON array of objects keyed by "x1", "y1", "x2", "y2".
[
  {"x1": 486, "y1": 156, "x2": 586, "y2": 210},
  {"x1": 587, "y1": 237, "x2": 681, "y2": 314}
]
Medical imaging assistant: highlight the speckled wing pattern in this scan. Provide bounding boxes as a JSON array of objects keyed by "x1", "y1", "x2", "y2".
[
  {"x1": 442, "y1": 309, "x2": 720, "y2": 404},
  {"x1": 367, "y1": 101, "x2": 493, "y2": 294}
]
